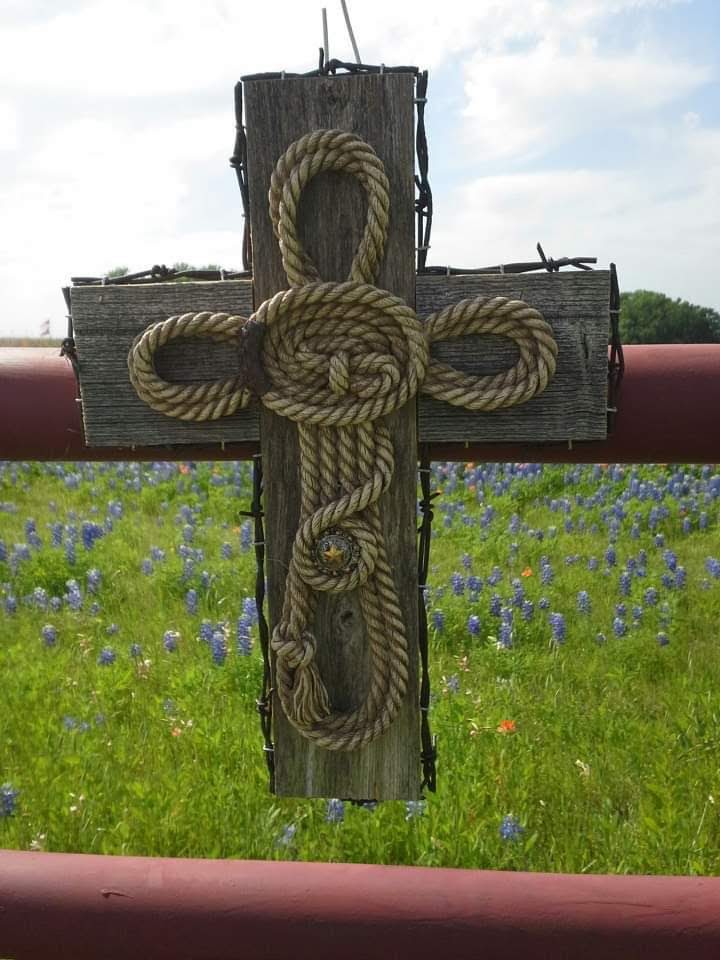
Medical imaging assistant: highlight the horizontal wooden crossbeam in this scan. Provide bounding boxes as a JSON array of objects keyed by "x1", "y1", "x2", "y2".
[{"x1": 70, "y1": 271, "x2": 609, "y2": 448}]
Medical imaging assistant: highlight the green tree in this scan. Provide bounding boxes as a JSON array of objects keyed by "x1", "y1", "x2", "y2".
[
  {"x1": 106, "y1": 265, "x2": 129, "y2": 278},
  {"x1": 620, "y1": 290, "x2": 720, "y2": 344}
]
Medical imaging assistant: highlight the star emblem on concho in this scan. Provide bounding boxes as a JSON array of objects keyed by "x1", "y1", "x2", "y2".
[{"x1": 314, "y1": 528, "x2": 360, "y2": 575}]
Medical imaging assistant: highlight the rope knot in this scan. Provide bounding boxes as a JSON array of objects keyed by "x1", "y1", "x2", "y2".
[{"x1": 328, "y1": 350, "x2": 350, "y2": 395}]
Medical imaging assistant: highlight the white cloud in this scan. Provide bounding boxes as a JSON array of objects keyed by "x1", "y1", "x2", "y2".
[
  {"x1": 461, "y1": 39, "x2": 712, "y2": 162},
  {"x1": 0, "y1": 102, "x2": 19, "y2": 151}
]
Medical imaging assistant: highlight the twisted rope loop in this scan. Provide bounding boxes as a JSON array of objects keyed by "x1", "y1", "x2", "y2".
[{"x1": 127, "y1": 128, "x2": 558, "y2": 752}]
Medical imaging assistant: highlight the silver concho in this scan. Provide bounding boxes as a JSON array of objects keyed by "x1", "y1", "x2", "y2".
[{"x1": 313, "y1": 528, "x2": 360, "y2": 575}]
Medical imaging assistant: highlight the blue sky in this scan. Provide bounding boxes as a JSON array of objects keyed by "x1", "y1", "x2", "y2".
[{"x1": 1, "y1": 0, "x2": 718, "y2": 336}]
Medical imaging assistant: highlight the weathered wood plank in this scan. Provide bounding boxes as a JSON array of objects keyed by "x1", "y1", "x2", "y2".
[
  {"x1": 244, "y1": 73, "x2": 419, "y2": 800},
  {"x1": 72, "y1": 270, "x2": 608, "y2": 447},
  {"x1": 71, "y1": 281, "x2": 257, "y2": 446},
  {"x1": 416, "y1": 271, "x2": 610, "y2": 442}
]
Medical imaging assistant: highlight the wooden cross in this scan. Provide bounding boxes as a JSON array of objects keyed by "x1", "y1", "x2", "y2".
[{"x1": 70, "y1": 71, "x2": 609, "y2": 801}]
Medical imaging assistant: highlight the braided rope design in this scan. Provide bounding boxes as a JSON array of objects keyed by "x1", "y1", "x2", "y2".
[{"x1": 126, "y1": 128, "x2": 559, "y2": 752}]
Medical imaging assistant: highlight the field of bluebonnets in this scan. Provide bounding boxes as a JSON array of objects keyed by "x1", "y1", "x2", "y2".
[{"x1": 1, "y1": 459, "x2": 719, "y2": 875}]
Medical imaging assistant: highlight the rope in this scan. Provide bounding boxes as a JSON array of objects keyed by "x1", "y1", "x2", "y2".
[{"x1": 127, "y1": 128, "x2": 558, "y2": 752}]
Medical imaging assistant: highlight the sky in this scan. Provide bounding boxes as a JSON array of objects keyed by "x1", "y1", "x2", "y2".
[{"x1": 1, "y1": 0, "x2": 718, "y2": 337}]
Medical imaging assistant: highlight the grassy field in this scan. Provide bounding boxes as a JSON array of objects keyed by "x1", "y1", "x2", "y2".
[{"x1": 0, "y1": 459, "x2": 719, "y2": 874}]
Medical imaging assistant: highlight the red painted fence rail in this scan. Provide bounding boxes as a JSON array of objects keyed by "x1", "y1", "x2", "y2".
[
  {"x1": 2, "y1": 344, "x2": 720, "y2": 958},
  {"x1": 1, "y1": 344, "x2": 719, "y2": 463},
  {"x1": 1, "y1": 852, "x2": 720, "y2": 960}
]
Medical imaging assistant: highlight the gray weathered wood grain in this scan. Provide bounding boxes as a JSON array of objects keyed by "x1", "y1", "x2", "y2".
[
  {"x1": 416, "y1": 271, "x2": 610, "y2": 442},
  {"x1": 71, "y1": 281, "x2": 256, "y2": 446},
  {"x1": 244, "y1": 72, "x2": 419, "y2": 800},
  {"x1": 72, "y1": 271, "x2": 608, "y2": 447}
]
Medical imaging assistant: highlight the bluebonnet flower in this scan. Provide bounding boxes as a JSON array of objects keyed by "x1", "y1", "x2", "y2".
[
  {"x1": 605, "y1": 545, "x2": 617, "y2": 567},
  {"x1": 487, "y1": 566, "x2": 503, "y2": 587},
  {"x1": 538, "y1": 596, "x2": 550, "y2": 610},
  {"x1": 613, "y1": 617, "x2": 627, "y2": 638},
  {"x1": 106, "y1": 623, "x2": 119, "y2": 635},
  {"x1": 182, "y1": 524, "x2": 194, "y2": 544},
  {"x1": 661, "y1": 574, "x2": 675, "y2": 590},
  {"x1": 630, "y1": 523, "x2": 640, "y2": 540},
  {"x1": 521, "y1": 599, "x2": 534, "y2": 622},
  {"x1": 540, "y1": 562, "x2": 554, "y2": 585},
  {"x1": 94, "y1": 713, "x2": 106, "y2": 727},
  {"x1": 489, "y1": 593, "x2": 502, "y2": 617},
  {"x1": 81, "y1": 521, "x2": 104, "y2": 550},
  {"x1": 78, "y1": 721, "x2": 90, "y2": 733},
  {"x1": 654, "y1": 533, "x2": 665, "y2": 548},
  {"x1": 221, "y1": 542, "x2": 233, "y2": 560},
  {"x1": 0, "y1": 783, "x2": 20, "y2": 817},
  {"x1": 499, "y1": 814, "x2": 525, "y2": 841},
  {"x1": 632, "y1": 605, "x2": 643, "y2": 623},
  {"x1": 643, "y1": 587, "x2": 659, "y2": 606},
  {"x1": 619, "y1": 571, "x2": 632, "y2": 596},
  {"x1": 41, "y1": 624, "x2": 57, "y2": 646},
  {"x1": 325, "y1": 798, "x2": 345, "y2": 823},
  {"x1": 185, "y1": 589, "x2": 198, "y2": 615},
  {"x1": 130, "y1": 643, "x2": 143, "y2": 658},
  {"x1": 65, "y1": 579, "x2": 82, "y2": 611},
  {"x1": 243, "y1": 597, "x2": 258, "y2": 624},
  {"x1": 577, "y1": 591, "x2": 591, "y2": 614},
  {"x1": 467, "y1": 614, "x2": 481, "y2": 636},
  {"x1": 210, "y1": 629, "x2": 227, "y2": 666},
  {"x1": 63, "y1": 715, "x2": 77, "y2": 730},
  {"x1": 587, "y1": 556, "x2": 599, "y2": 572},
  {"x1": 498, "y1": 619, "x2": 513, "y2": 649},
  {"x1": 163, "y1": 630, "x2": 179, "y2": 652},
  {"x1": 200, "y1": 570, "x2": 213, "y2": 591},
  {"x1": 596, "y1": 632, "x2": 607, "y2": 644},
  {"x1": 182, "y1": 558, "x2": 195, "y2": 581},
  {"x1": 97, "y1": 647, "x2": 116, "y2": 666},
  {"x1": 32, "y1": 586, "x2": 48, "y2": 610},
  {"x1": 663, "y1": 549, "x2": 677, "y2": 571},
  {"x1": 49, "y1": 596, "x2": 62, "y2": 612},
  {"x1": 511, "y1": 579, "x2": 524, "y2": 608},
  {"x1": 86, "y1": 568, "x2": 101, "y2": 594},
  {"x1": 150, "y1": 546, "x2": 166, "y2": 563},
  {"x1": 549, "y1": 612, "x2": 566, "y2": 644},
  {"x1": 108, "y1": 500, "x2": 123, "y2": 519},
  {"x1": 467, "y1": 575, "x2": 483, "y2": 594},
  {"x1": 431, "y1": 610, "x2": 445, "y2": 633},
  {"x1": 657, "y1": 632, "x2": 670, "y2": 647},
  {"x1": 705, "y1": 557, "x2": 720, "y2": 579},
  {"x1": 65, "y1": 539, "x2": 76, "y2": 566},
  {"x1": 615, "y1": 602, "x2": 627, "y2": 618},
  {"x1": 405, "y1": 800, "x2": 426, "y2": 820},
  {"x1": 89, "y1": 602, "x2": 101, "y2": 616},
  {"x1": 240, "y1": 520, "x2": 253, "y2": 551},
  {"x1": 276, "y1": 823, "x2": 297, "y2": 847},
  {"x1": 236, "y1": 618, "x2": 252, "y2": 656},
  {"x1": 141, "y1": 558, "x2": 154, "y2": 575},
  {"x1": 675, "y1": 566, "x2": 687, "y2": 588},
  {"x1": 199, "y1": 620, "x2": 214, "y2": 643},
  {"x1": 444, "y1": 674, "x2": 460, "y2": 694},
  {"x1": 451, "y1": 572, "x2": 465, "y2": 596}
]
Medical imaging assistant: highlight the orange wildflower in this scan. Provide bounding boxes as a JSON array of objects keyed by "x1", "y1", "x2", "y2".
[
  {"x1": 521, "y1": 566, "x2": 533, "y2": 577},
  {"x1": 178, "y1": 464, "x2": 190, "y2": 475},
  {"x1": 496, "y1": 719, "x2": 517, "y2": 734}
]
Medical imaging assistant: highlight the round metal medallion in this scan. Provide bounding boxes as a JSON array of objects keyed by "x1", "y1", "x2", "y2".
[{"x1": 314, "y1": 528, "x2": 360, "y2": 575}]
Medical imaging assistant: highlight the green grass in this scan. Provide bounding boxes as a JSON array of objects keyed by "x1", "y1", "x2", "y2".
[{"x1": 0, "y1": 460, "x2": 718, "y2": 874}]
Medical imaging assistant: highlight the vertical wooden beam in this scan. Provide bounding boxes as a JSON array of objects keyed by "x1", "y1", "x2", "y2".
[{"x1": 244, "y1": 73, "x2": 418, "y2": 799}]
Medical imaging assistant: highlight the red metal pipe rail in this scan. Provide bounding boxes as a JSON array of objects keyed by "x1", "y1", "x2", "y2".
[
  {"x1": 2, "y1": 345, "x2": 720, "y2": 958},
  {"x1": 1, "y1": 851, "x2": 719, "y2": 959},
  {"x1": 1, "y1": 344, "x2": 719, "y2": 463}
]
